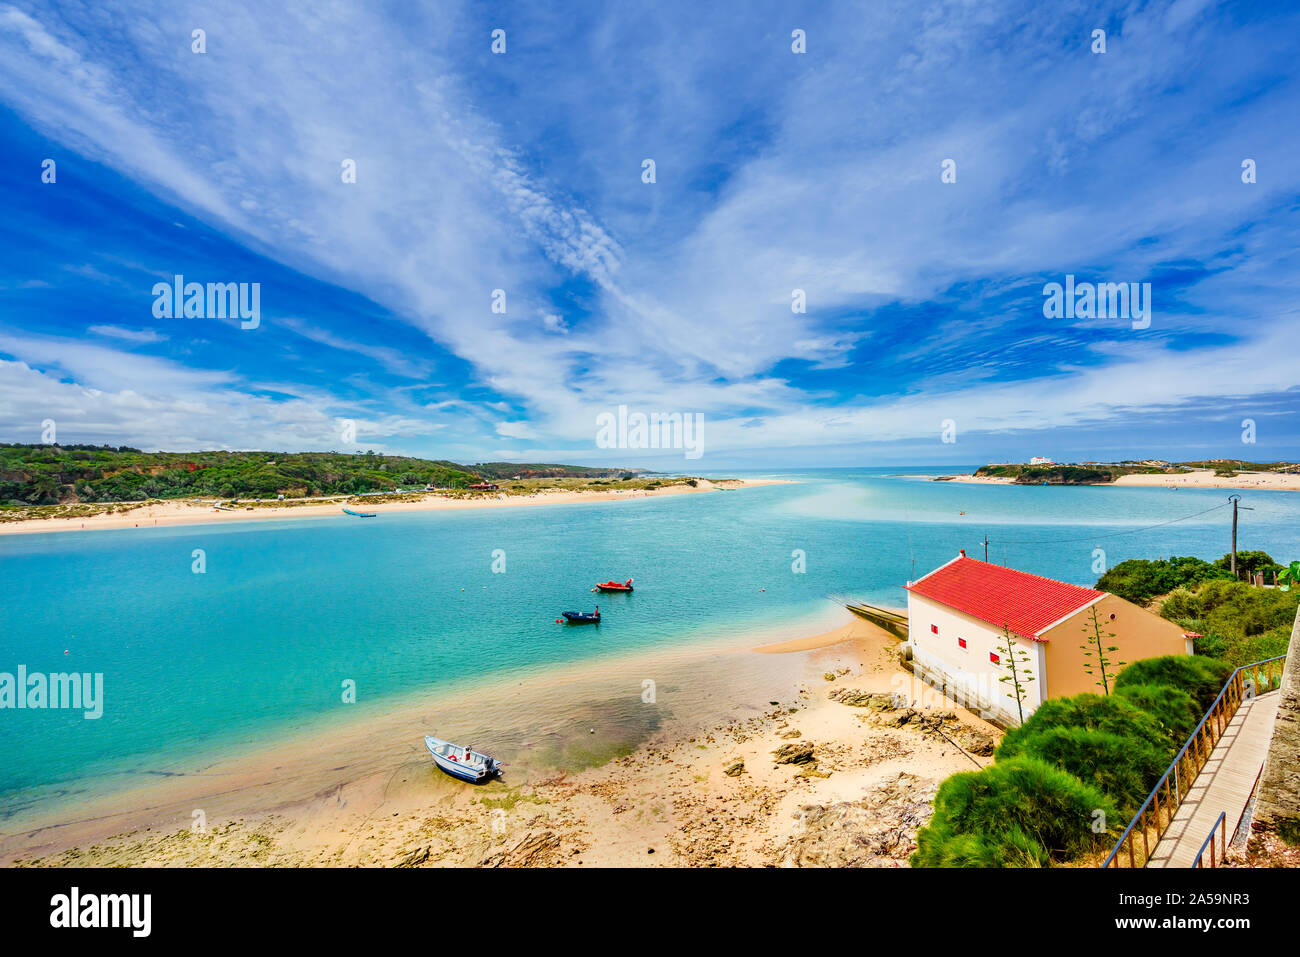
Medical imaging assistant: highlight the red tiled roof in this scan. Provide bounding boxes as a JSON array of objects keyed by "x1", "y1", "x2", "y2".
[{"x1": 905, "y1": 555, "x2": 1104, "y2": 641}]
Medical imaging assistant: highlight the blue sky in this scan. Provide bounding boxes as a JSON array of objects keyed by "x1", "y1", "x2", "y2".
[{"x1": 1, "y1": 0, "x2": 1297, "y2": 467}]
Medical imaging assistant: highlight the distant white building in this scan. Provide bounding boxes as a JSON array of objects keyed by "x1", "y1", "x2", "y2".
[{"x1": 1029, "y1": 456, "x2": 1054, "y2": 465}]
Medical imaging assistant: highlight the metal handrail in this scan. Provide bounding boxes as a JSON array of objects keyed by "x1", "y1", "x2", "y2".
[
  {"x1": 1101, "y1": 654, "x2": 1285, "y2": 868},
  {"x1": 1192, "y1": 811, "x2": 1227, "y2": 868}
]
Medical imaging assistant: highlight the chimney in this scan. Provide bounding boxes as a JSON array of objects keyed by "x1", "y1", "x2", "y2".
[{"x1": 959, "y1": 548, "x2": 966, "y2": 557}]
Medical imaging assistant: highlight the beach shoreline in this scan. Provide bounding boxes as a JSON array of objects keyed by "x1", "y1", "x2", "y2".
[
  {"x1": 931, "y1": 468, "x2": 1300, "y2": 491},
  {"x1": 3, "y1": 612, "x2": 996, "y2": 868},
  {"x1": 0, "y1": 477, "x2": 793, "y2": 537}
]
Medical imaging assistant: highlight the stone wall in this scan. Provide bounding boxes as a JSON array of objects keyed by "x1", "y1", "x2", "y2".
[{"x1": 1251, "y1": 606, "x2": 1300, "y2": 845}]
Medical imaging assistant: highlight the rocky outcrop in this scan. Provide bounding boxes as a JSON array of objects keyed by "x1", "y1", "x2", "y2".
[
  {"x1": 772, "y1": 742, "x2": 816, "y2": 765},
  {"x1": 394, "y1": 846, "x2": 430, "y2": 867},
  {"x1": 779, "y1": 772, "x2": 937, "y2": 867},
  {"x1": 724, "y1": 760, "x2": 746, "y2": 777},
  {"x1": 828, "y1": 688, "x2": 900, "y2": 709},
  {"x1": 834, "y1": 687, "x2": 1000, "y2": 756},
  {"x1": 480, "y1": 830, "x2": 563, "y2": 867}
]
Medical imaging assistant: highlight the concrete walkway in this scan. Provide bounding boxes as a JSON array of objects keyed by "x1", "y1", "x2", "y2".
[{"x1": 1148, "y1": 691, "x2": 1280, "y2": 867}]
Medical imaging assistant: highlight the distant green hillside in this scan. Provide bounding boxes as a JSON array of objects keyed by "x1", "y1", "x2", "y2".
[
  {"x1": 0, "y1": 444, "x2": 641, "y2": 505},
  {"x1": 974, "y1": 463, "x2": 1176, "y2": 484},
  {"x1": 974, "y1": 459, "x2": 1297, "y2": 485},
  {"x1": 470, "y1": 462, "x2": 643, "y2": 481}
]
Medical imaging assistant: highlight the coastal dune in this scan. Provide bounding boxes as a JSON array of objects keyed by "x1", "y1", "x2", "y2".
[
  {"x1": 0, "y1": 478, "x2": 791, "y2": 537},
  {"x1": 937, "y1": 468, "x2": 1300, "y2": 491}
]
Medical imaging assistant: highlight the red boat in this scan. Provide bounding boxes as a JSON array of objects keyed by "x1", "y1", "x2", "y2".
[{"x1": 594, "y1": 578, "x2": 634, "y2": 593}]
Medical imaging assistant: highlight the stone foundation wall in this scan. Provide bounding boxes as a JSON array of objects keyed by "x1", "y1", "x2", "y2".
[{"x1": 1251, "y1": 606, "x2": 1300, "y2": 846}]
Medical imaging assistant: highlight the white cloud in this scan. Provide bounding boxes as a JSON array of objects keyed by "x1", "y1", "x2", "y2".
[
  {"x1": 87, "y1": 325, "x2": 167, "y2": 343},
  {"x1": 0, "y1": 1, "x2": 1296, "y2": 459}
]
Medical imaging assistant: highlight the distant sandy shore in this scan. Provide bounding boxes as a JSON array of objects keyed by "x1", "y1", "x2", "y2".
[
  {"x1": 0, "y1": 477, "x2": 793, "y2": 537},
  {"x1": 3, "y1": 615, "x2": 998, "y2": 868},
  {"x1": 1111, "y1": 469, "x2": 1300, "y2": 491},
  {"x1": 936, "y1": 468, "x2": 1300, "y2": 491}
]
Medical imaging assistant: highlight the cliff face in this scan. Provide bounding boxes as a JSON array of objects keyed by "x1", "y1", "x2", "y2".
[{"x1": 1251, "y1": 607, "x2": 1300, "y2": 845}]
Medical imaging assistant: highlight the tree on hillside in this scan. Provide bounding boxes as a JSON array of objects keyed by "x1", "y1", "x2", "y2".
[
  {"x1": 1095, "y1": 556, "x2": 1232, "y2": 605},
  {"x1": 1080, "y1": 605, "x2": 1125, "y2": 695},
  {"x1": 1214, "y1": 550, "x2": 1281, "y2": 581}
]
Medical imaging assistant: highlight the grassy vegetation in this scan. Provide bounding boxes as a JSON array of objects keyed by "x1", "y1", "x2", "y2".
[
  {"x1": 974, "y1": 459, "x2": 1298, "y2": 484},
  {"x1": 974, "y1": 463, "x2": 1180, "y2": 484},
  {"x1": 1113, "y1": 683, "x2": 1201, "y2": 746},
  {"x1": 1176, "y1": 459, "x2": 1297, "y2": 472},
  {"x1": 0, "y1": 443, "x2": 650, "y2": 510},
  {"x1": 1158, "y1": 579, "x2": 1299, "y2": 669},
  {"x1": 1096, "y1": 555, "x2": 1235, "y2": 605},
  {"x1": 911, "y1": 757, "x2": 1116, "y2": 867},
  {"x1": 913, "y1": 655, "x2": 1239, "y2": 867},
  {"x1": 0, "y1": 473, "x2": 710, "y2": 523},
  {"x1": 1091, "y1": 552, "x2": 1295, "y2": 667},
  {"x1": 1095, "y1": 551, "x2": 1286, "y2": 606}
]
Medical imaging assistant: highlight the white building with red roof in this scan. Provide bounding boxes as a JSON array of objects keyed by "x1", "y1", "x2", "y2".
[{"x1": 905, "y1": 551, "x2": 1193, "y2": 725}]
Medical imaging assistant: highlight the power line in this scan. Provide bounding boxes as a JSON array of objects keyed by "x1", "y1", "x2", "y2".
[{"x1": 986, "y1": 501, "x2": 1235, "y2": 547}]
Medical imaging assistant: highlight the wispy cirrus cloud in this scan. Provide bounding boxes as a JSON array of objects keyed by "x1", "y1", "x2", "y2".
[{"x1": 0, "y1": 0, "x2": 1296, "y2": 463}]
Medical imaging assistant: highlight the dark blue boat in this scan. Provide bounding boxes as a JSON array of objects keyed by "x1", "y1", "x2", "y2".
[{"x1": 562, "y1": 606, "x2": 601, "y2": 624}]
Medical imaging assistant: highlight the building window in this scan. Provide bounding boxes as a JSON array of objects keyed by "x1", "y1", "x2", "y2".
[
  {"x1": 930, "y1": 624, "x2": 939, "y2": 635},
  {"x1": 989, "y1": 652, "x2": 1000, "y2": 664},
  {"x1": 957, "y1": 637, "x2": 967, "y2": 649}
]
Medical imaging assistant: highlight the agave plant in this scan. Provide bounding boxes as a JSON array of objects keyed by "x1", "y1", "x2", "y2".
[{"x1": 1279, "y1": 560, "x2": 1300, "y2": 591}]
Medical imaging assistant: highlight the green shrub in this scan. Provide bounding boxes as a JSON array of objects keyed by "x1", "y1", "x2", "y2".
[
  {"x1": 1114, "y1": 683, "x2": 1201, "y2": 746},
  {"x1": 998, "y1": 693, "x2": 1170, "y2": 759},
  {"x1": 914, "y1": 823, "x2": 1049, "y2": 868},
  {"x1": 910, "y1": 757, "x2": 1115, "y2": 867},
  {"x1": 1114, "y1": 655, "x2": 1232, "y2": 711},
  {"x1": 1096, "y1": 557, "x2": 1231, "y2": 605},
  {"x1": 1158, "y1": 586, "x2": 1201, "y2": 622},
  {"x1": 1157, "y1": 579, "x2": 1298, "y2": 668},
  {"x1": 1003, "y1": 725, "x2": 1167, "y2": 818},
  {"x1": 1214, "y1": 551, "x2": 1282, "y2": 580}
]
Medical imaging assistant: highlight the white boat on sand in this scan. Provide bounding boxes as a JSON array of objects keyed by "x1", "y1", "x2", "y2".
[{"x1": 424, "y1": 735, "x2": 502, "y2": 783}]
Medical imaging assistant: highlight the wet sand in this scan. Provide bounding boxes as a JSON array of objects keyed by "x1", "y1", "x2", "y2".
[{"x1": 3, "y1": 616, "x2": 997, "y2": 868}]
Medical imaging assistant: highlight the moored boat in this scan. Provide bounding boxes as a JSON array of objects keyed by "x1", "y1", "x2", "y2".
[
  {"x1": 561, "y1": 606, "x2": 601, "y2": 623},
  {"x1": 595, "y1": 578, "x2": 634, "y2": 592},
  {"x1": 424, "y1": 735, "x2": 502, "y2": 783}
]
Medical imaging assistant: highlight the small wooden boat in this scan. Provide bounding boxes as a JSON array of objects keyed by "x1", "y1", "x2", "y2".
[
  {"x1": 595, "y1": 578, "x2": 634, "y2": 592},
  {"x1": 562, "y1": 607, "x2": 601, "y2": 623},
  {"x1": 424, "y1": 735, "x2": 502, "y2": 783},
  {"x1": 341, "y1": 507, "x2": 377, "y2": 518}
]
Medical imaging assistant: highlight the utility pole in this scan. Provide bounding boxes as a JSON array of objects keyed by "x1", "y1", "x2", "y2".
[
  {"x1": 1228, "y1": 495, "x2": 1254, "y2": 579},
  {"x1": 1231, "y1": 495, "x2": 1238, "y2": 576}
]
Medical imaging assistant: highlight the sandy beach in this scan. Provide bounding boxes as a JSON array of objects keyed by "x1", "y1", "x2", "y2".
[
  {"x1": 936, "y1": 468, "x2": 1300, "y2": 491},
  {"x1": 0, "y1": 477, "x2": 790, "y2": 537},
  {"x1": 3, "y1": 615, "x2": 998, "y2": 868},
  {"x1": 1111, "y1": 469, "x2": 1300, "y2": 491}
]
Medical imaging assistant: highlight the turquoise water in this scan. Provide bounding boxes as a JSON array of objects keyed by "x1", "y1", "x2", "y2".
[{"x1": 1, "y1": 468, "x2": 1297, "y2": 815}]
